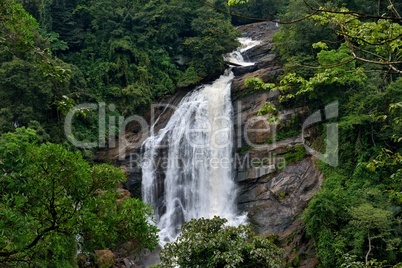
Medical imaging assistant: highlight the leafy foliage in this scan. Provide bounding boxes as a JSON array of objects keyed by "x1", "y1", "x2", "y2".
[
  {"x1": 228, "y1": 0, "x2": 249, "y2": 6},
  {"x1": 0, "y1": 0, "x2": 240, "y2": 141},
  {"x1": 0, "y1": 0, "x2": 38, "y2": 56},
  {"x1": 0, "y1": 0, "x2": 86, "y2": 140},
  {"x1": 312, "y1": 7, "x2": 402, "y2": 74},
  {"x1": 228, "y1": 0, "x2": 288, "y2": 24},
  {"x1": 0, "y1": 128, "x2": 158, "y2": 267},
  {"x1": 43, "y1": 0, "x2": 239, "y2": 115},
  {"x1": 238, "y1": 0, "x2": 402, "y2": 266},
  {"x1": 156, "y1": 216, "x2": 284, "y2": 268}
]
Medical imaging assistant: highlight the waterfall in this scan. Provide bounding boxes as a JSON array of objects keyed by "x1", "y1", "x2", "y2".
[
  {"x1": 223, "y1": 37, "x2": 261, "y2": 66},
  {"x1": 141, "y1": 38, "x2": 259, "y2": 245}
]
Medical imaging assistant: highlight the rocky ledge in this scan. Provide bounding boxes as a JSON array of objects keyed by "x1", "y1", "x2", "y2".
[
  {"x1": 232, "y1": 21, "x2": 321, "y2": 267},
  {"x1": 231, "y1": 22, "x2": 282, "y2": 101}
]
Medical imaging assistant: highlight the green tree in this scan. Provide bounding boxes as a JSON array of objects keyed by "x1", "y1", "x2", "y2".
[
  {"x1": 0, "y1": 0, "x2": 38, "y2": 57},
  {"x1": 156, "y1": 216, "x2": 284, "y2": 268},
  {"x1": 232, "y1": 0, "x2": 402, "y2": 267},
  {"x1": 0, "y1": 0, "x2": 86, "y2": 139},
  {"x1": 183, "y1": 5, "x2": 240, "y2": 80},
  {"x1": 228, "y1": 0, "x2": 288, "y2": 24},
  {"x1": 348, "y1": 204, "x2": 400, "y2": 265},
  {"x1": 49, "y1": 0, "x2": 240, "y2": 115},
  {"x1": 311, "y1": 5, "x2": 402, "y2": 74},
  {"x1": 0, "y1": 128, "x2": 158, "y2": 267}
]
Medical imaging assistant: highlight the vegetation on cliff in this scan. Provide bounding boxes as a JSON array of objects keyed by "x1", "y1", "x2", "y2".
[
  {"x1": 0, "y1": 0, "x2": 240, "y2": 143},
  {"x1": 0, "y1": 0, "x2": 239, "y2": 266},
  {"x1": 232, "y1": 0, "x2": 402, "y2": 266}
]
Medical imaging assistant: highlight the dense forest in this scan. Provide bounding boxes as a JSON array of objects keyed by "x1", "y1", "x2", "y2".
[
  {"x1": 0, "y1": 0, "x2": 240, "y2": 144},
  {"x1": 240, "y1": 0, "x2": 402, "y2": 266},
  {"x1": 272, "y1": 0, "x2": 402, "y2": 267},
  {"x1": 1, "y1": 0, "x2": 402, "y2": 267},
  {"x1": 0, "y1": 0, "x2": 240, "y2": 266}
]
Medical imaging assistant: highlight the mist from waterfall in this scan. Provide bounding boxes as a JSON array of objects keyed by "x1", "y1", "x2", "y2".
[{"x1": 141, "y1": 38, "x2": 259, "y2": 245}]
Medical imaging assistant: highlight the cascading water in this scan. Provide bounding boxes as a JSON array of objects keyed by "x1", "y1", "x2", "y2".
[
  {"x1": 223, "y1": 37, "x2": 260, "y2": 66},
  {"x1": 142, "y1": 38, "x2": 260, "y2": 245}
]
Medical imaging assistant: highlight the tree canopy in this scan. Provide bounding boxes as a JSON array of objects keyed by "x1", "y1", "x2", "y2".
[
  {"x1": 230, "y1": 0, "x2": 402, "y2": 266},
  {"x1": 0, "y1": 128, "x2": 158, "y2": 267},
  {"x1": 156, "y1": 217, "x2": 284, "y2": 268},
  {"x1": 0, "y1": 0, "x2": 240, "y2": 144}
]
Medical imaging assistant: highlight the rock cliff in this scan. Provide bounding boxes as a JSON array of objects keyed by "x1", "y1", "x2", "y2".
[
  {"x1": 231, "y1": 22, "x2": 321, "y2": 267},
  {"x1": 97, "y1": 21, "x2": 322, "y2": 267}
]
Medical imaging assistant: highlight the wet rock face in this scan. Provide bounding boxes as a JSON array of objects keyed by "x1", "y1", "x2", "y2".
[
  {"x1": 236, "y1": 157, "x2": 322, "y2": 268},
  {"x1": 232, "y1": 22, "x2": 321, "y2": 266},
  {"x1": 238, "y1": 158, "x2": 323, "y2": 235}
]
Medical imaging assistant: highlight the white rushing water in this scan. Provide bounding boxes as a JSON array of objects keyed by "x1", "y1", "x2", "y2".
[
  {"x1": 142, "y1": 38, "x2": 258, "y2": 245},
  {"x1": 223, "y1": 37, "x2": 261, "y2": 66}
]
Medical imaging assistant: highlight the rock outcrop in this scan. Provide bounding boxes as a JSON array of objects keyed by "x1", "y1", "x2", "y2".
[
  {"x1": 231, "y1": 22, "x2": 281, "y2": 101},
  {"x1": 94, "y1": 250, "x2": 116, "y2": 268},
  {"x1": 232, "y1": 22, "x2": 321, "y2": 267}
]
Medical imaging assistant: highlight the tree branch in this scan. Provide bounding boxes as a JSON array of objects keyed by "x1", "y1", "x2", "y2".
[
  {"x1": 315, "y1": 7, "x2": 402, "y2": 22},
  {"x1": 343, "y1": 34, "x2": 402, "y2": 73},
  {"x1": 388, "y1": 0, "x2": 402, "y2": 19},
  {"x1": 0, "y1": 225, "x2": 58, "y2": 258},
  {"x1": 365, "y1": 230, "x2": 372, "y2": 265}
]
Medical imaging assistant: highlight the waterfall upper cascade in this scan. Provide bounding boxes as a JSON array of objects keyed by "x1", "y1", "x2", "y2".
[
  {"x1": 223, "y1": 38, "x2": 261, "y2": 66},
  {"x1": 141, "y1": 38, "x2": 260, "y2": 245}
]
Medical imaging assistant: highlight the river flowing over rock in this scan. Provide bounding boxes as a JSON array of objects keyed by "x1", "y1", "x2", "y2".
[{"x1": 97, "y1": 21, "x2": 322, "y2": 267}]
